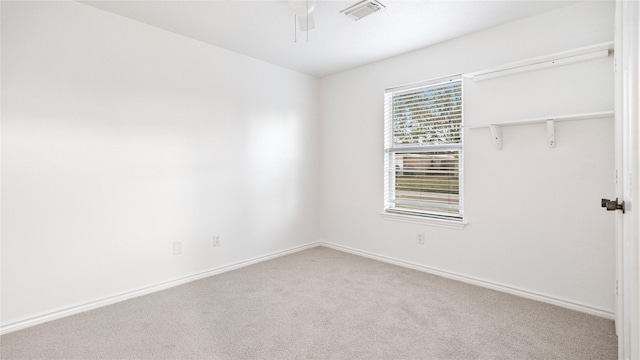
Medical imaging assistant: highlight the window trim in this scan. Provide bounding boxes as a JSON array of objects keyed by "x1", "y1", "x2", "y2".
[
  {"x1": 380, "y1": 211, "x2": 468, "y2": 229},
  {"x1": 383, "y1": 75, "x2": 465, "y2": 224}
]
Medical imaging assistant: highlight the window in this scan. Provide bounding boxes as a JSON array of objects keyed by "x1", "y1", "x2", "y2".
[{"x1": 384, "y1": 76, "x2": 463, "y2": 221}]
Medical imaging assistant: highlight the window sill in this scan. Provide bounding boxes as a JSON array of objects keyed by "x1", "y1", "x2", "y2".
[{"x1": 380, "y1": 211, "x2": 467, "y2": 229}]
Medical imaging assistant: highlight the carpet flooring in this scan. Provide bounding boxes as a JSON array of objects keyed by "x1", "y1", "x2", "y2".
[{"x1": 0, "y1": 246, "x2": 617, "y2": 359}]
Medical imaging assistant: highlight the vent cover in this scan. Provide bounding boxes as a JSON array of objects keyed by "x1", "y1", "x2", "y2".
[{"x1": 341, "y1": 0, "x2": 385, "y2": 21}]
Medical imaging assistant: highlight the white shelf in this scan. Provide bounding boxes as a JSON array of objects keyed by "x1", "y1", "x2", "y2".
[
  {"x1": 467, "y1": 110, "x2": 614, "y2": 150},
  {"x1": 468, "y1": 111, "x2": 614, "y2": 129},
  {"x1": 464, "y1": 42, "x2": 614, "y2": 81}
]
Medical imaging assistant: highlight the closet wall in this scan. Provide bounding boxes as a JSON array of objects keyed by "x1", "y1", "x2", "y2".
[{"x1": 319, "y1": 1, "x2": 616, "y2": 316}]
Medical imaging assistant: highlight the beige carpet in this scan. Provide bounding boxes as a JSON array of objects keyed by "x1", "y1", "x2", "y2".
[{"x1": 0, "y1": 247, "x2": 617, "y2": 359}]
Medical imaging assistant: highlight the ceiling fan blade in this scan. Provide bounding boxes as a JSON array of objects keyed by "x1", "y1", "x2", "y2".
[
  {"x1": 289, "y1": 0, "x2": 316, "y2": 16},
  {"x1": 297, "y1": 14, "x2": 315, "y2": 32}
]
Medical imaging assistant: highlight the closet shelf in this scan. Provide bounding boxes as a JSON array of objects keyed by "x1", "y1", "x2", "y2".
[
  {"x1": 467, "y1": 110, "x2": 614, "y2": 150},
  {"x1": 464, "y1": 42, "x2": 614, "y2": 81}
]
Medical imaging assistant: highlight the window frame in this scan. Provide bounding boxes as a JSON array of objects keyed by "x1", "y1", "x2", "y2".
[{"x1": 383, "y1": 75, "x2": 465, "y2": 225}]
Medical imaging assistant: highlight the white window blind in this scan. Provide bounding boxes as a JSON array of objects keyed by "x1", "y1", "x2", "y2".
[{"x1": 384, "y1": 77, "x2": 463, "y2": 220}]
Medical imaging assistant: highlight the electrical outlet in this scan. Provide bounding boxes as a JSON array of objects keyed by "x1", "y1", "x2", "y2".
[
  {"x1": 173, "y1": 241, "x2": 182, "y2": 255},
  {"x1": 213, "y1": 235, "x2": 221, "y2": 247},
  {"x1": 416, "y1": 233, "x2": 425, "y2": 245}
]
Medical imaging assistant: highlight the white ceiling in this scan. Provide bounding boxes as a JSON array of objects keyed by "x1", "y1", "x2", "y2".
[{"x1": 80, "y1": 0, "x2": 578, "y2": 78}]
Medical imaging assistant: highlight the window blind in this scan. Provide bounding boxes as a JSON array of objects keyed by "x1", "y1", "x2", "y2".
[{"x1": 384, "y1": 77, "x2": 463, "y2": 220}]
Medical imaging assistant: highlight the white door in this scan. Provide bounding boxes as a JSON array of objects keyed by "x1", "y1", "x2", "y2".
[{"x1": 614, "y1": 1, "x2": 639, "y2": 359}]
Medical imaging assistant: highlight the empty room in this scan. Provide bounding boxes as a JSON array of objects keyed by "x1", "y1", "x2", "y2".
[{"x1": 1, "y1": 0, "x2": 639, "y2": 359}]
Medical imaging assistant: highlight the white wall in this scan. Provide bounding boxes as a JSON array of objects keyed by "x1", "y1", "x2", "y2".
[
  {"x1": 1, "y1": 1, "x2": 319, "y2": 326},
  {"x1": 319, "y1": 1, "x2": 616, "y2": 315}
]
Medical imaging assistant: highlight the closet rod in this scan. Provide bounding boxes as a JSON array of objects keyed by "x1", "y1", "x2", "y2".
[{"x1": 464, "y1": 42, "x2": 614, "y2": 81}]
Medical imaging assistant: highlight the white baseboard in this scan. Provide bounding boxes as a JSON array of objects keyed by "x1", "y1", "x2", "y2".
[
  {"x1": 320, "y1": 241, "x2": 615, "y2": 320},
  {"x1": 0, "y1": 241, "x2": 321, "y2": 335},
  {"x1": 2, "y1": 240, "x2": 613, "y2": 335}
]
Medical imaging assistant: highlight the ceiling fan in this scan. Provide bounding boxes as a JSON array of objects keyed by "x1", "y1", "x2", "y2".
[
  {"x1": 287, "y1": 0, "x2": 385, "y2": 42},
  {"x1": 289, "y1": 0, "x2": 316, "y2": 35}
]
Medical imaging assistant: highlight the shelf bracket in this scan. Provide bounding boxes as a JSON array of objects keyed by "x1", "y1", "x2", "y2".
[
  {"x1": 489, "y1": 125, "x2": 502, "y2": 150},
  {"x1": 547, "y1": 119, "x2": 556, "y2": 148}
]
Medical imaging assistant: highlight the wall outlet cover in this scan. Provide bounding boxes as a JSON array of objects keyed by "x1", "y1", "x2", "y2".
[{"x1": 173, "y1": 241, "x2": 182, "y2": 255}]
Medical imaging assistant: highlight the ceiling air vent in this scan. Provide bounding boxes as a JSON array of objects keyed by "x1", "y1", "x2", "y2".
[{"x1": 341, "y1": 0, "x2": 385, "y2": 21}]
